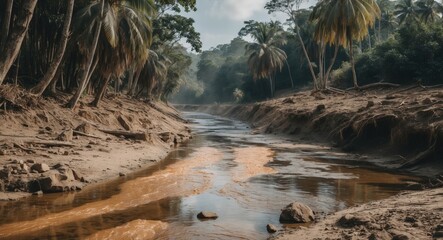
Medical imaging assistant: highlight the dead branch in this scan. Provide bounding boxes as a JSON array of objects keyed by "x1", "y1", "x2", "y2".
[
  {"x1": 72, "y1": 130, "x2": 102, "y2": 139},
  {"x1": 98, "y1": 129, "x2": 148, "y2": 141},
  {"x1": 25, "y1": 140, "x2": 77, "y2": 147}
]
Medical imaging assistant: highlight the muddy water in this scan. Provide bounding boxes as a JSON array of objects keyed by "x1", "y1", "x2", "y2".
[{"x1": 0, "y1": 112, "x2": 420, "y2": 240}]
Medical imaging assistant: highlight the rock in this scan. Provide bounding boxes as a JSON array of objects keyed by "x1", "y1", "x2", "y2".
[
  {"x1": 20, "y1": 164, "x2": 30, "y2": 174},
  {"x1": 391, "y1": 234, "x2": 409, "y2": 240},
  {"x1": 436, "y1": 225, "x2": 443, "y2": 231},
  {"x1": 26, "y1": 159, "x2": 35, "y2": 164},
  {"x1": 58, "y1": 167, "x2": 75, "y2": 181},
  {"x1": 45, "y1": 126, "x2": 53, "y2": 131},
  {"x1": 433, "y1": 231, "x2": 443, "y2": 238},
  {"x1": 32, "y1": 190, "x2": 43, "y2": 196},
  {"x1": 159, "y1": 132, "x2": 175, "y2": 143},
  {"x1": 389, "y1": 230, "x2": 412, "y2": 240},
  {"x1": 197, "y1": 211, "x2": 218, "y2": 219},
  {"x1": 0, "y1": 180, "x2": 5, "y2": 192},
  {"x1": 279, "y1": 202, "x2": 315, "y2": 223},
  {"x1": 119, "y1": 172, "x2": 126, "y2": 177},
  {"x1": 283, "y1": 98, "x2": 295, "y2": 104},
  {"x1": 75, "y1": 123, "x2": 94, "y2": 134},
  {"x1": 368, "y1": 231, "x2": 391, "y2": 240},
  {"x1": 0, "y1": 149, "x2": 7, "y2": 155},
  {"x1": 117, "y1": 115, "x2": 132, "y2": 131},
  {"x1": 422, "y1": 98, "x2": 432, "y2": 104},
  {"x1": 404, "y1": 216, "x2": 416, "y2": 223},
  {"x1": 337, "y1": 214, "x2": 373, "y2": 228},
  {"x1": 366, "y1": 101, "x2": 375, "y2": 108},
  {"x1": 406, "y1": 183, "x2": 424, "y2": 190},
  {"x1": 315, "y1": 104, "x2": 326, "y2": 112},
  {"x1": 37, "y1": 173, "x2": 65, "y2": 193},
  {"x1": 0, "y1": 168, "x2": 11, "y2": 180},
  {"x1": 266, "y1": 224, "x2": 278, "y2": 233},
  {"x1": 31, "y1": 163, "x2": 50, "y2": 173},
  {"x1": 57, "y1": 129, "x2": 73, "y2": 142}
]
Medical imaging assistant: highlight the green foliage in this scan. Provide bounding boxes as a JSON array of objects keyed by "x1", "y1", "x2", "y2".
[{"x1": 333, "y1": 23, "x2": 443, "y2": 86}]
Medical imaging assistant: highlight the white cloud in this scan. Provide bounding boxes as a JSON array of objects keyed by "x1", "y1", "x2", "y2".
[{"x1": 209, "y1": 0, "x2": 268, "y2": 21}]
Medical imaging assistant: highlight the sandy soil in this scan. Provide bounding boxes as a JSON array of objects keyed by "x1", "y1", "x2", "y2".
[
  {"x1": 273, "y1": 187, "x2": 443, "y2": 240},
  {"x1": 0, "y1": 85, "x2": 191, "y2": 200}
]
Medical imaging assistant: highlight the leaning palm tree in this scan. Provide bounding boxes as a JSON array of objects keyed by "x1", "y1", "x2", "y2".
[
  {"x1": 245, "y1": 22, "x2": 287, "y2": 97},
  {"x1": 68, "y1": 0, "x2": 154, "y2": 108},
  {"x1": 311, "y1": 0, "x2": 380, "y2": 88}
]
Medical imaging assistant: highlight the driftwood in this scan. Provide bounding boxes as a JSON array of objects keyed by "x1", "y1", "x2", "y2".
[
  {"x1": 73, "y1": 130, "x2": 102, "y2": 139},
  {"x1": 13, "y1": 142, "x2": 36, "y2": 153},
  {"x1": 347, "y1": 82, "x2": 400, "y2": 91},
  {"x1": 98, "y1": 129, "x2": 148, "y2": 141},
  {"x1": 25, "y1": 140, "x2": 77, "y2": 147}
]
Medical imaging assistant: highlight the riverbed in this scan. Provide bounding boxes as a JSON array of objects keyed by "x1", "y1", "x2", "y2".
[{"x1": 0, "y1": 112, "x2": 420, "y2": 239}]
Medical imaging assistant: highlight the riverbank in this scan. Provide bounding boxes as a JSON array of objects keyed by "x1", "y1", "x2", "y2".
[
  {"x1": 0, "y1": 84, "x2": 190, "y2": 200},
  {"x1": 178, "y1": 86, "x2": 443, "y2": 177},
  {"x1": 273, "y1": 187, "x2": 443, "y2": 240}
]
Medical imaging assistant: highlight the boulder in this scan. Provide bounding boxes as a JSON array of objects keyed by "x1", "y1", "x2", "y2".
[
  {"x1": 266, "y1": 224, "x2": 278, "y2": 233},
  {"x1": 337, "y1": 214, "x2": 373, "y2": 228},
  {"x1": 57, "y1": 129, "x2": 73, "y2": 142},
  {"x1": 31, "y1": 163, "x2": 50, "y2": 173},
  {"x1": 279, "y1": 202, "x2": 315, "y2": 223},
  {"x1": 197, "y1": 211, "x2": 218, "y2": 220},
  {"x1": 38, "y1": 173, "x2": 65, "y2": 193},
  {"x1": 75, "y1": 122, "x2": 94, "y2": 134}
]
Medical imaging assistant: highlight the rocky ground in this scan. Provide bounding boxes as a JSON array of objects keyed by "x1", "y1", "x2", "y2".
[
  {"x1": 273, "y1": 187, "x2": 443, "y2": 240},
  {"x1": 0, "y1": 84, "x2": 190, "y2": 200}
]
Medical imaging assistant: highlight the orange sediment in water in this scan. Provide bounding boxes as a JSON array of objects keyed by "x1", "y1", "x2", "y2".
[
  {"x1": 0, "y1": 147, "x2": 223, "y2": 238},
  {"x1": 232, "y1": 146, "x2": 276, "y2": 182},
  {"x1": 84, "y1": 220, "x2": 168, "y2": 240}
]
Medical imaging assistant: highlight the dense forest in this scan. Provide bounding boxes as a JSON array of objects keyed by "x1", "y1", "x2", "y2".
[
  {"x1": 0, "y1": 0, "x2": 200, "y2": 109},
  {"x1": 175, "y1": 0, "x2": 443, "y2": 104},
  {"x1": 1, "y1": 0, "x2": 443, "y2": 107}
]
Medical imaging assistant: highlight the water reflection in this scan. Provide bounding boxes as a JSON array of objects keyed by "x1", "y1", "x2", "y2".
[{"x1": 0, "y1": 112, "x2": 420, "y2": 240}]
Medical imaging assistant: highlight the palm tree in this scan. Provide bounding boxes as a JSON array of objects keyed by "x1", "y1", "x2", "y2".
[
  {"x1": 0, "y1": 1, "x2": 38, "y2": 85},
  {"x1": 245, "y1": 22, "x2": 287, "y2": 97},
  {"x1": 31, "y1": 0, "x2": 75, "y2": 96},
  {"x1": 394, "y1": 0, "x2": 418, "y2": 25},
  {"x1": 416, "y1": 0, "x2": 443, "y2": 23},
  {"x1": 68, "y1": 0, "x2": 154, "y2": 108},
  {"x1": 311, "y1": 0, "x2": 380, "y2": 88}
]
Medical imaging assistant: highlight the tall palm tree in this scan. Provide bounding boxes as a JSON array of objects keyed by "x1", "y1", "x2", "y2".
[
  {"x1": 416, "y1": 0, "x2": 443, "y2": 23},
  {"x1": 0, "y1": 0, "x2": 38, "y2": 85},
  {"x1": 245, "y1": 22, "x2": 287, "y2": 97},
  {"x1": 394, "y1": 0, "x2": 419, "y2": 25},
  {"x1": 31, "y1": 0, "x2": 75, "y2": 96},
  {"x1": 68, "y1": 0, "x2": 154, "y2": 108},
  {"x1": 311, "y1": 0, "x2": 380, "y2": 88}
]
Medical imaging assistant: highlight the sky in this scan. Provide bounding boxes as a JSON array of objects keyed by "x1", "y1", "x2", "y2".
[{"x1": 181, "y1": 0, "x2": 316, "y2": 51}]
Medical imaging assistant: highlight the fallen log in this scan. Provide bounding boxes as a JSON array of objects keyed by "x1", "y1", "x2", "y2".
[
  {"x1": 25, "y1": 140, "x2": 77, "y2": 147},
  {"x1": 98, "y1": 129, "x2": 148, "y2": 141},
  {"x1": 73, "y1": 130, "x2": 102, "y2": 139}
]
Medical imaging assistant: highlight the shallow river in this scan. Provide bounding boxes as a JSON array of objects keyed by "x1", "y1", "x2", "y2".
[{"x1": 0, "y1": 112, "x2": 419, "y2": 239}]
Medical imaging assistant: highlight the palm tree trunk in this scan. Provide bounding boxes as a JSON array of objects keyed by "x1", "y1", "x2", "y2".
[
  {"x1": 295, "y1": 26, "x2": 318, "y2": 90},
  {"x1": 378, "y1": 19, "x2": 381, "y2": 42},
  {"x1": 349, "y1": 40, "x2": 359, "y2": 88},
  {"x1": 0, "y1": 0, "x2": 14, "y2": 51},
  {"x1": 318, "y1": 43, "x2": 325, "y2": 90},
  {"x1": 130, "y1": 66, "x2": 143, "y2": 96},
  {"x1": 285, "y1": 59, "x2": 294, "y2": 89},
  {"x1": 67, "y1": 0, "x2": 105, "y2": 109},
  {"x1": 269, "y1": 76, "x2": 273, "y2": 98},
  {"x1": 31, "y1": 0, "x2": 75, "y2": 96},
  {"x1": 0, "y1": 0, "x2": 37, "y2": 85},
  {"x1": 325, "y1": 44, "x2": 339, "y2": 88},
  {"x1": 90, "y1": 74, "x2": 111, "y2": 107}
]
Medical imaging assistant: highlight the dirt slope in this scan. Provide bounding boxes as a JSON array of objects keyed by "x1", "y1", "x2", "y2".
[
  {"x1": 0, "y1": 84, "x2": 190, "y2": 200},
  {"x1": 179, "y1": 87, "x2": 443, "y2": 177}
]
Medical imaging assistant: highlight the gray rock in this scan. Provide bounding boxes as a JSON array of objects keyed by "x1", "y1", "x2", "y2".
[
  {"x1": 266, "y1": 224, "x2": 278, "y2": 233},
  {"x1": 31, "y1": 163, "x2": 50, "y2": 173},
  {"x1": 197, "y1": 211, "x2": 218, "y2": 219},
  {"x1": 337, "y1": 214, "x2": 373, "y2": 228},
  {"x1": 279, "y1": 202, "x2": 315, "y2": 223}
]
